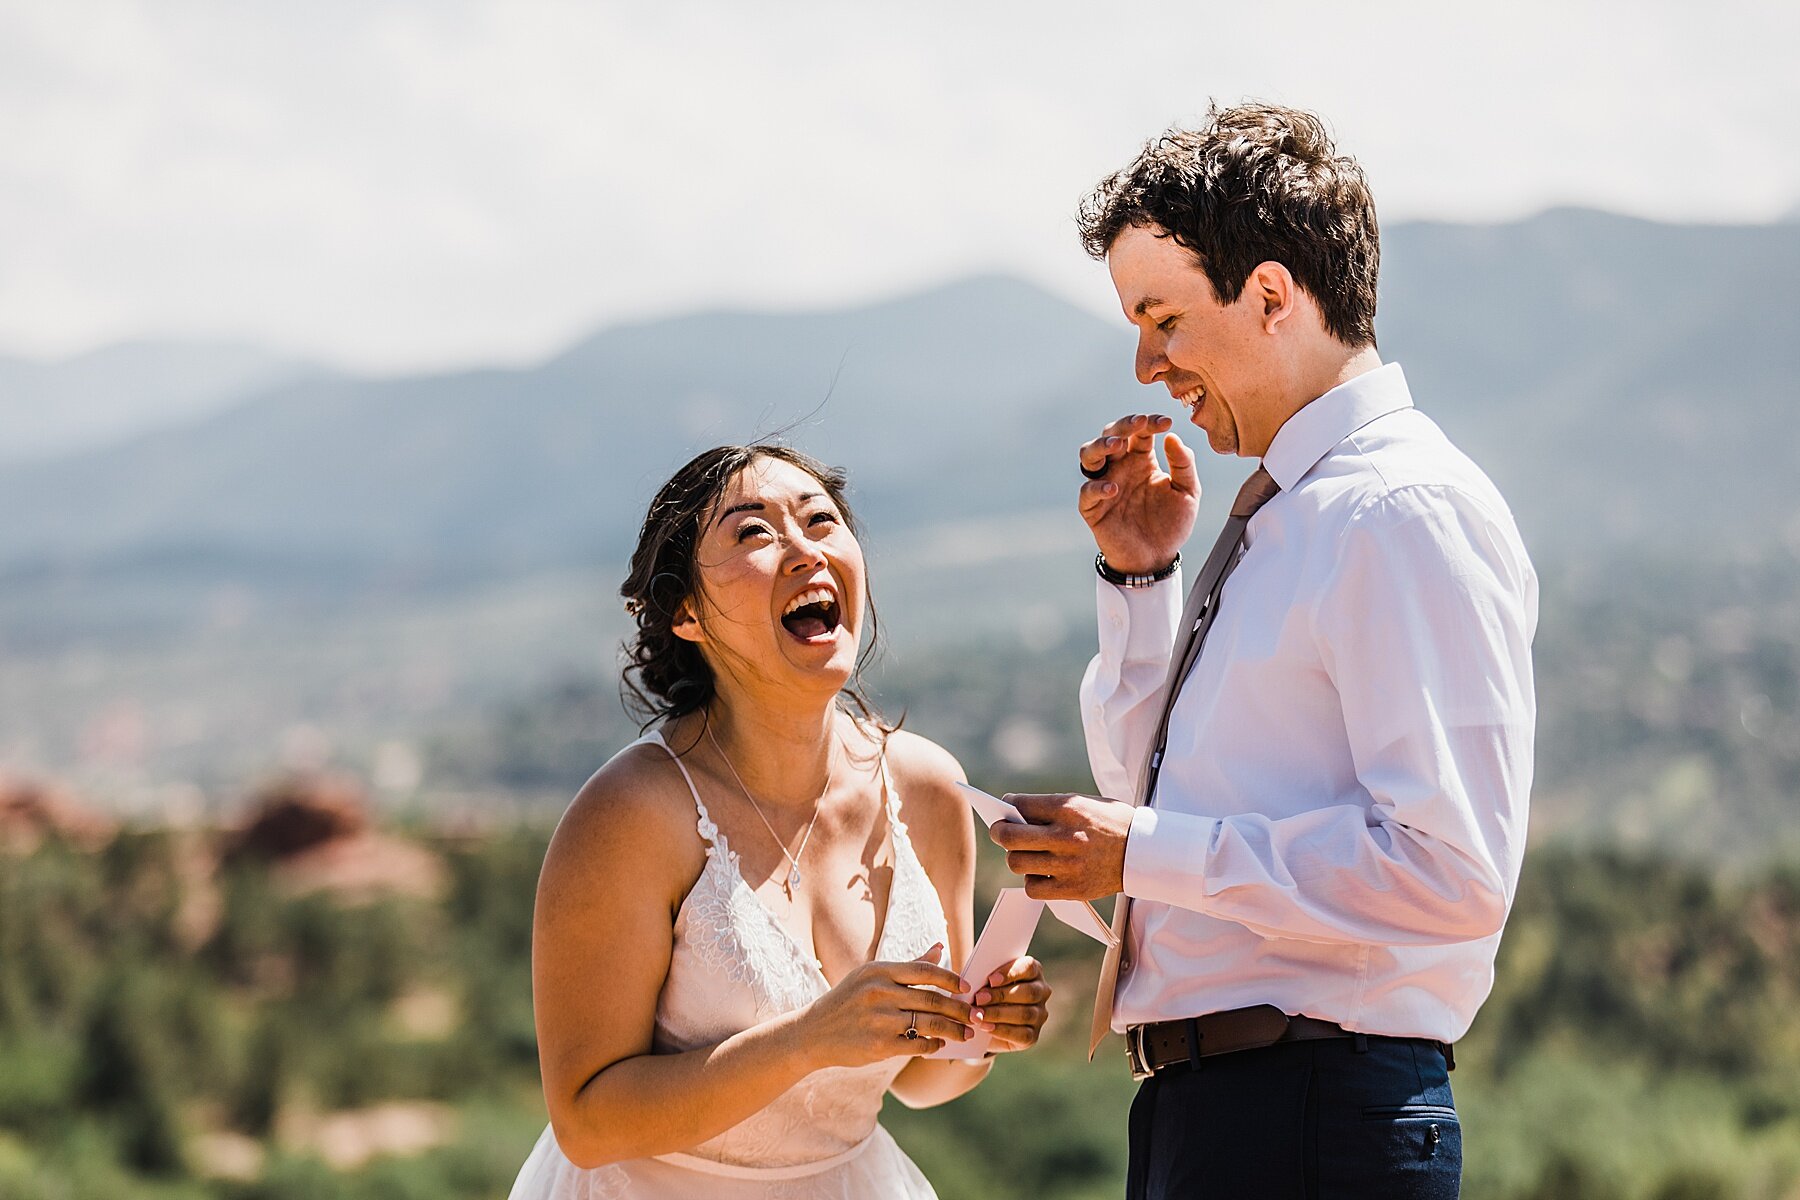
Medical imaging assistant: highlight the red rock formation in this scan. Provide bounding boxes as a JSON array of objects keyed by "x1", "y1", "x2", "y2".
[
  {"x1": 226, "y1": 774, "x2": 445, "y2": 902},
  {"x1": 0, "y1": 776, "x2": 116, "y2": 854},
  {"x1": 226, "y1": 774, "x2": 370, "y2": 860}
]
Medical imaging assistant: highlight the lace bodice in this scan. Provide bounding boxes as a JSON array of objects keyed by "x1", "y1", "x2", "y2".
[
  {"x1": 647, "y1": 729, "x2": 949, "y2": 1169},
  {"x1": 507, "y1": 728, "x2": 947, "y2": 1200}
]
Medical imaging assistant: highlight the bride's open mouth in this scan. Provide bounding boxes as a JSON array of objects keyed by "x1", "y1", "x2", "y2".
[{"x1": 780, "y1": 585, "x2": 843, "y2": 644}]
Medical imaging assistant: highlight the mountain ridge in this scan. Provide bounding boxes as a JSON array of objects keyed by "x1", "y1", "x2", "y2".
[
  {"x1": 0, "y1": 338, "x2": 322, "y2": 464},
  {"x1": 3, "y1": 209, "x2": 1795, "y2": 581}
]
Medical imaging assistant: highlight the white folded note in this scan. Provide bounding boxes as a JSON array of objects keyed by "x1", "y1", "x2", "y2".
[
  {"x1": 955, "y1": 781, "x2": 1119, "y2": 949},
  {"x1": 1046, "y1": 898, "x2": 1117, "y2": 945},
  {"x1": 955, "y1": 780, "x2": 1024, "y2": 827}
]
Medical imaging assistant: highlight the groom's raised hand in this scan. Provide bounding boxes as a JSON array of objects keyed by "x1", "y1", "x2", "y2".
[
  {"x1": 1078, "y1": 413, "x2": 1201, "y2": 574},
  {"x1": 988, "y1": 793, "x2": 1135, "y2": 901}
]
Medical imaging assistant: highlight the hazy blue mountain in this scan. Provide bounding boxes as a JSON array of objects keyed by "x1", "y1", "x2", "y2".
[
  {"x1": 0, "y1": 339, "x2": 317, "y2": 462},
  {"x1": 1, "y1": 213, "x2": 1795, "y2": 583},
  {"x1": 0, "y1": 275, "x2": 1131, "y2": 576},
  {"x1": 1380, "y1": 209, "x2": 1800, "y2": 550}
]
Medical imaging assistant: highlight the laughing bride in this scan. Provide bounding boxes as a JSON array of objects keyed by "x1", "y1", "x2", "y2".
[{"x1": 507, "y1": 444, "x2": 1052, "y2": 1199}]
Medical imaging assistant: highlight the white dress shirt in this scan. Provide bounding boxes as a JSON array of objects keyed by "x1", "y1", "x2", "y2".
[{"x1": 1082, "y1": 363, "x2": 1537, "y2": 1043}]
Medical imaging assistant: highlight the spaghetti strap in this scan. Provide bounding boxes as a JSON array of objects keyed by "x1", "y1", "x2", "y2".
[
  {"x1": 642, "y1": 728, "x2": 725, "y2": 852},
  {"x1": 875, "y1": 746, "x2": 910, "y2": 839}
]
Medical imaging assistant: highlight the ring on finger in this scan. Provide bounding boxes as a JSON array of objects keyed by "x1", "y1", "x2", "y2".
[
  {"x1": 902, "y1": 1011, "x2": 919, "y2": 1040},
  {"x1": 1080, "y1": 461, "x2": 1109, "y2": 481}
]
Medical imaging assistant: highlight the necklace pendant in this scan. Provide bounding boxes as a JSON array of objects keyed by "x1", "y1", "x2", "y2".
[{"x1": 788, "y1": 865, "x2": 803, "y2": 892}]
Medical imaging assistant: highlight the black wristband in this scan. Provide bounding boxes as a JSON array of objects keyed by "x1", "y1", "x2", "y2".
[{"x1": 1095, "y1": 552, "x2": 1181, "y2": 588}]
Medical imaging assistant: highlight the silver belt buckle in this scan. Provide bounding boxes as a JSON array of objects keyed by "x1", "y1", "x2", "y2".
[{"x1": 1126, "y1": 1026, "x2": 1152, "y2": 1081}]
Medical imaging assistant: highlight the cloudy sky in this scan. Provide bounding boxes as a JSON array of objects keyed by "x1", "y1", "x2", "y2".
[{"x1": 2, "y1": 0, "x2": 1795, "y2": 373}]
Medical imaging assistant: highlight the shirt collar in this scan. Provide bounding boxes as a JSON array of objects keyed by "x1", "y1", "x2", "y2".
[{"x1": 1260, "y1": 361, "x2": 1414, "y2": 492}]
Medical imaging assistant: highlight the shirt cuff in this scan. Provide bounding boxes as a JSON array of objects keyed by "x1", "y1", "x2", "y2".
[
  {"x1": 1096, "y1": 569, "x2": 1184, "y2": 665},
  {"x1": 1123, "y1": 805, "x2": 1220, "y2": 909}
]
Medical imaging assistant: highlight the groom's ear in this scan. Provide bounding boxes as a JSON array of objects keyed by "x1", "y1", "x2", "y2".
[
  {"x1": 1251, "y1": 261, "x2": 1298, "y2": 335},
  {"x1": 671, "y1": 597, "x2": 704, "y2": 644}
]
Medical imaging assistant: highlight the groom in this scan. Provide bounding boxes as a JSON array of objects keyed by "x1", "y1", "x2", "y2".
[{"x1": 990, "y1": 103, "x2": 1537, "y2": 1196}]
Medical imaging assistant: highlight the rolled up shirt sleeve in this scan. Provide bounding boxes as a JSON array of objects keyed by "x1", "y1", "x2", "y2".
[
  {"x1": 1079, "y1": 571, "x2": 1183, "y2": 804},
  {"x1": 1120, "y1": 484, "x2": 1537, "y2": 947}
]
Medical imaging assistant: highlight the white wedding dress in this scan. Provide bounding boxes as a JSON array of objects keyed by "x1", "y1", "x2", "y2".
[{"x1": 508, "y1": 730, "x2": 946, "y2": 1199}]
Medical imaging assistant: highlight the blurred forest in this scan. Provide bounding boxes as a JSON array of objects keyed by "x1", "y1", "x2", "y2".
[{"x1": 5, "y1": 818, "x2": 1800, "y2": 1200}]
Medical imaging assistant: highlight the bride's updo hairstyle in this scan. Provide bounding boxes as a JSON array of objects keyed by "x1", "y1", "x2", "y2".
[{"x1": 620, "y1": 443, "x2": 889, "y2": 730}]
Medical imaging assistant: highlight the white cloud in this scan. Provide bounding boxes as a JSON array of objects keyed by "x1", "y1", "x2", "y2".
[{"x1": 0, "y1": 0, "x2": 1794, "y2": 371}]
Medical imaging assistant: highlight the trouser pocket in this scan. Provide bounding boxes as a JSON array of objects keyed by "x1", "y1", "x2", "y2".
[
  {"x1": 1310, "y1": 1042, "x2": 1462, "y2": 1198},
  {"x1": 1363, "y1": 1105, "x2": 1460, "y2": 1161}
]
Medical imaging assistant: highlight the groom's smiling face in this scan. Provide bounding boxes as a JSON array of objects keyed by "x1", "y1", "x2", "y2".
[{"x1": 1107, "y1": 223, "x2": 1274, "y2": 458}]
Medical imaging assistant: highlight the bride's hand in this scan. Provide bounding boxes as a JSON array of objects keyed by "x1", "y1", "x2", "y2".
[
  {"x1": 969, "y1": 955, "x2": 1051, "y2": 1052},
  {"x1": 799, "y1": 944, "x2": 975, "y2": 1069}
]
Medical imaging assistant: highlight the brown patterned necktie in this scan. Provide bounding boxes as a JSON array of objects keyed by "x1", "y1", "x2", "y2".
[{"x1": 1088, "y1": 465, "x2": 1282, "y2": 1058}]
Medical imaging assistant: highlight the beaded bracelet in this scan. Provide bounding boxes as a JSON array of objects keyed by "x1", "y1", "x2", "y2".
[{"x1": 1095, "y1": 552, "x2": 1181, "y2": 588}]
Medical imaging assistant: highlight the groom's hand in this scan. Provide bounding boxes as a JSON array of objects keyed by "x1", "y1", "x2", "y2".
[
  {"x1": 988, "y1": 793, "x2": 1134, "y2": 901},
  {"x1": 1078, "y1": 414, "x2": 1201, "y2": 575}
]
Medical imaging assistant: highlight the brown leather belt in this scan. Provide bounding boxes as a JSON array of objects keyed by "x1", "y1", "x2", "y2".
[{"x1": 1125, "y1": 1005, "x2": 1354, "y2": 1080}]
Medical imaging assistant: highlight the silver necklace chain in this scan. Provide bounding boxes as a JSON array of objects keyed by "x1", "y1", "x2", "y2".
[{"x1": 706, "y1": 722, "x2": 834, "y2": 899}]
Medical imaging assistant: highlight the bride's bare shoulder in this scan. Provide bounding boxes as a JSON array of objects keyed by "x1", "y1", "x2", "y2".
[
  {"x1": 878, "y1": 729, "x2": 972, "y2": 867},
  {"x1": 538, "y1": 734, "x2": 708, "y2": 912}
]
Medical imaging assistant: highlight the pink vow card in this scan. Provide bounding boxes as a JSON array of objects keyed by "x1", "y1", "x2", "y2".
[{"x1": 927, "y1": 888, "x2": 1044, "y2": 1060}]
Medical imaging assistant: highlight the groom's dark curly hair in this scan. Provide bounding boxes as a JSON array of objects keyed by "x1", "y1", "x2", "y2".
[{"x1": 1077, "y1": 101, "x2": 1381, "y2": 347}]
